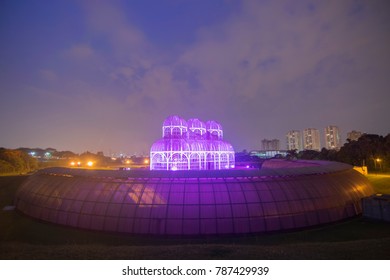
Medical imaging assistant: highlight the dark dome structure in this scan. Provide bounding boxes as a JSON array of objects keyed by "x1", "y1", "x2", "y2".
[{"x1": 14, "y1": 160, "x2": 374, "y2": 236}]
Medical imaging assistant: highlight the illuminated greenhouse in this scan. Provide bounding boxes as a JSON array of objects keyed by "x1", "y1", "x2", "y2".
[
  {"x1": 150, "y1": 115, "x2": 235, "y2": 171},
  {"x1": 14, "y1": 160, "x2": 374, "y2": 236}
]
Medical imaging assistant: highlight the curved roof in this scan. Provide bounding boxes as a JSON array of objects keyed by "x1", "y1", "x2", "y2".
[
  {"x1": 14, "y1": 161, "x2": 374, "y2": 236},
  {"x1": 163, "y1": 115, "x2": 187, "y2": 128},
  {"x1": 206, "y1": 120, "x2": 223, "y2": 131},
  {"x1": 206, "y1": 140, "x2": 234, "y2": 152},
  {"x1": 187, "y1": 118, "x2": 206, "y2": 131},
  {"x1": 151, "y1": 138, "x2": 190, "y2": 152},
  {"x1": 187, "y1": 118, "x2": 206, "y2": 140},
  {"x1": 187, "y1": 139, "x2": 208, "y2": 151},
  {"x1": 206, "y1": 120, "x2": 223, "y2": 140}
]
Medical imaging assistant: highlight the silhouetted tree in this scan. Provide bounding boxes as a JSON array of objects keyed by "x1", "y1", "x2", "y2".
[
  {"x1": 298, "y1": 150, "x2": 321, "y2": 160},
  {"x1": 336, "y1": 133, "x2": 389, "y2": 171},
  {"x1": 286, "y1": 149, "x2": 298, "y2": 160}
]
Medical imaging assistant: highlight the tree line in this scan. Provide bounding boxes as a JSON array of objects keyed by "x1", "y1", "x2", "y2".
[
  {"x1": 0, "y1": 148, "x2": 38, "y2": 174},
  {"x1": 296, "y1": 133, "x2": 390, "y2": 171},
  {"x1": 1, "y1": 133, "x2": 389, "y2": 174}
]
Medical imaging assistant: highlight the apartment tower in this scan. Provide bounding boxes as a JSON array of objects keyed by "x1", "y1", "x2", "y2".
[
  {"x1": 303, "y1": 128, "x2": 321, "y2": 151},
  {"x1": 286, "y1": 130, "x2": 302, "y2": 151},
  {"x1": 324, "y1": 125, "x2": 341, "y2": 150},
  {"x1": 261, "y1": 139, "x2": 280, "y2": 151}
]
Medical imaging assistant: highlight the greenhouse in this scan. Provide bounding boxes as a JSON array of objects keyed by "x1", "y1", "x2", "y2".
[
  {"x1": 150, "y1": 115, "x2": 235, "y2": 171},
  {"x1": 14, "y1": 160, "x2": 374, "y2": 236}
]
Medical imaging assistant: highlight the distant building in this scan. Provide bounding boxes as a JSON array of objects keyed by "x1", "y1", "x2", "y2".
[
  {"x1": 303, "y1": 128, "x2": 321, "y2": 151},
  {"x1": 347, "y1": 130, "x2": 363, "y2": 141},
  {"x1": 286, "y1": 130, "x2": 302, "y2": 151},
  {"x1": 261, "y1": 139, "x2": 280, "y2": 151},
  {"x1": 250, "y1": 150, "x2": 288, "y2": 159},
  {"x1": 324, "y1": 125, "x2": 341, "y2": 150}
]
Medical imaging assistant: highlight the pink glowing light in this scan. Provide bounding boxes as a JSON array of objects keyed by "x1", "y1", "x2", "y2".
[{"x1": 150, "y1": 115, "x2": 235, "y2": 170}]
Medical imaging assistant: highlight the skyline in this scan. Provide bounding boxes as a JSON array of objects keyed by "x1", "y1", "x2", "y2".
[
  {"x1": 1, "y1": 0, "x2": 389, "y2": 154},
  {"x1": 1, "y1": 124, "x2": 373, "y2": 156}
]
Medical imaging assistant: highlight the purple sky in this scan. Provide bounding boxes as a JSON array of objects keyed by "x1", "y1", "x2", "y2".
[{"x1": 1, "y1": 0, "x2": 389, "y2": 155}]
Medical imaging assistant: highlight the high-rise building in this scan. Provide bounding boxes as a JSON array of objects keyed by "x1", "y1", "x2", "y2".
[
  {"x1": 324, "y1": 125, "x2": 341, "y2": 150},
  {"x1": 347, "y1": 130, "x2": 363, "y2": 141},
  {"x1": 261, "y1": 139, "x2": 280, "y2": 151},
  {"x1": 303, "y1": 128, "x2": 321, "y2": 151},
  {"x1": 286, "y1": 130, "x2": 302, "y2": 151}
]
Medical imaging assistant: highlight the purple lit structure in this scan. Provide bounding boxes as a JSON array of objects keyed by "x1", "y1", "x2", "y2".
[
  {"x1": 15, "y1": 160, "x2": 374, "y2": 236},
  {"x1": 150, "y1": 115, "x2": 235, "y2": 170},
  {"x1": 13, "y1": 115, "x2": 376, "y2": 236}
]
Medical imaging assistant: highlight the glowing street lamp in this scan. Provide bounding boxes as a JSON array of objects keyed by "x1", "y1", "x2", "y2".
[
  {"x1": 376, "y1": 158, "x2": 382, "y2": 171},
  {"x1": 87, "y1": 161, "x2": 93, "y2": 167}
]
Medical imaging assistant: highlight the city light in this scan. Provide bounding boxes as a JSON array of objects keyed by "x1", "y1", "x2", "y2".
[
  {"x1": 87, "y1": 161, "x2": 93, "y2": 167},
  {"x1": 70, "y1": 161, "x2": 75, "y2": 166},
  {"x1": 375, "y1": 158, "x2": 383, "y2": 171}
]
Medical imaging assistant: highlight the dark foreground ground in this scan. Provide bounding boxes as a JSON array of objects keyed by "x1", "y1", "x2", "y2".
[{"x1": 1, "y1": 175, "x2": 389, "y2": 260}]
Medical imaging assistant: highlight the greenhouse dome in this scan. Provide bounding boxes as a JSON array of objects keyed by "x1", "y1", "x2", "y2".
[
  {"x1": 14, "y1": 161, "x2": 375, "y2": 236},
  {"x1": 150, "y1": 115, "x2": 235, "y2": 171},
  {"x1": 206, "y1": 120, "x2": 223, "y2": 140},
  {"x1": 187, "y1": 118, "x2": 207, "y2": 140},
  {"x1": 162, "y1": 115, "x2": 188, "y2": 138}
]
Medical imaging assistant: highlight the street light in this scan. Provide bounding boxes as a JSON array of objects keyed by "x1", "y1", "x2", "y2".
[{"x1": 376, "y1": 158, "x2": 382, "y2": 172}]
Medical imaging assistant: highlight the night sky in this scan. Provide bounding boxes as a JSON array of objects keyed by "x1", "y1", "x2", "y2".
[{"x1": 1, "y1": 0, "x2": 389, "y2": 155}]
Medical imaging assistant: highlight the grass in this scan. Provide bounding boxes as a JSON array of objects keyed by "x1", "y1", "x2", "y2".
[
  {"x1": 366, "y1": 174, "x2": 390, "y2": 194},
  {"x1": 0, "y1": 174, "x2": 389, "y2": 259}
]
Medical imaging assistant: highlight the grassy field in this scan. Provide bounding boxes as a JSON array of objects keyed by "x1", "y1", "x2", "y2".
[
  {"x1": 1, "y1": 175, "x2": 389, "y2": 259},
  {"x1": 366, "y1": 174, "x2": 390, "y2": 194}
]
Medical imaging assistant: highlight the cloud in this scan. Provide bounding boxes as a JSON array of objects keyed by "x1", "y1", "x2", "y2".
[
  {"x1": 71, "y1": 2, "x2": 389, "y2": 104},
  {"x1": 81, "y1": 0, "x2": 151, "y2": 62},
  {"x1": 172, "y1": 0, "x2": 387, "y2": 101},
  {"x1": 65, "y1": 44, "x2": 94, "y2": 59},
  {"x1": 40, "y1": 69, "x2": 58, "y2": 82},
  {"x1": 14, "y1": 0, "x2": 387, "y2": 152}
]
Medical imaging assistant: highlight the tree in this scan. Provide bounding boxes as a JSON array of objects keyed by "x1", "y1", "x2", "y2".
[
  {"x1": 0, "y1": 148, "x2": 38, "y2": 174},
  {"x1": 0, "y1": 159, "x2": 15, "y2": 173},
  {"x1": 335, "y1": 133, "x2": 389, "y2": 171},
  {"x1": 286, "y1": 149, "x2": 298, "y2": 160},
  {"x1": 298, "y1": 150, "x2": 321, "y2": 160}
]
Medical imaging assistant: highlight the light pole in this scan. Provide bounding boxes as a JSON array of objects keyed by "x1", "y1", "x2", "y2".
[{"x1": 376, "y1": 158, "x2": 382, "y2": 172}]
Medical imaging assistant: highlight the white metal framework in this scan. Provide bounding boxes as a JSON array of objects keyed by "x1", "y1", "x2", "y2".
[{"x1": 150, "y1": 115, "x2": 235, "y2": 170}]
